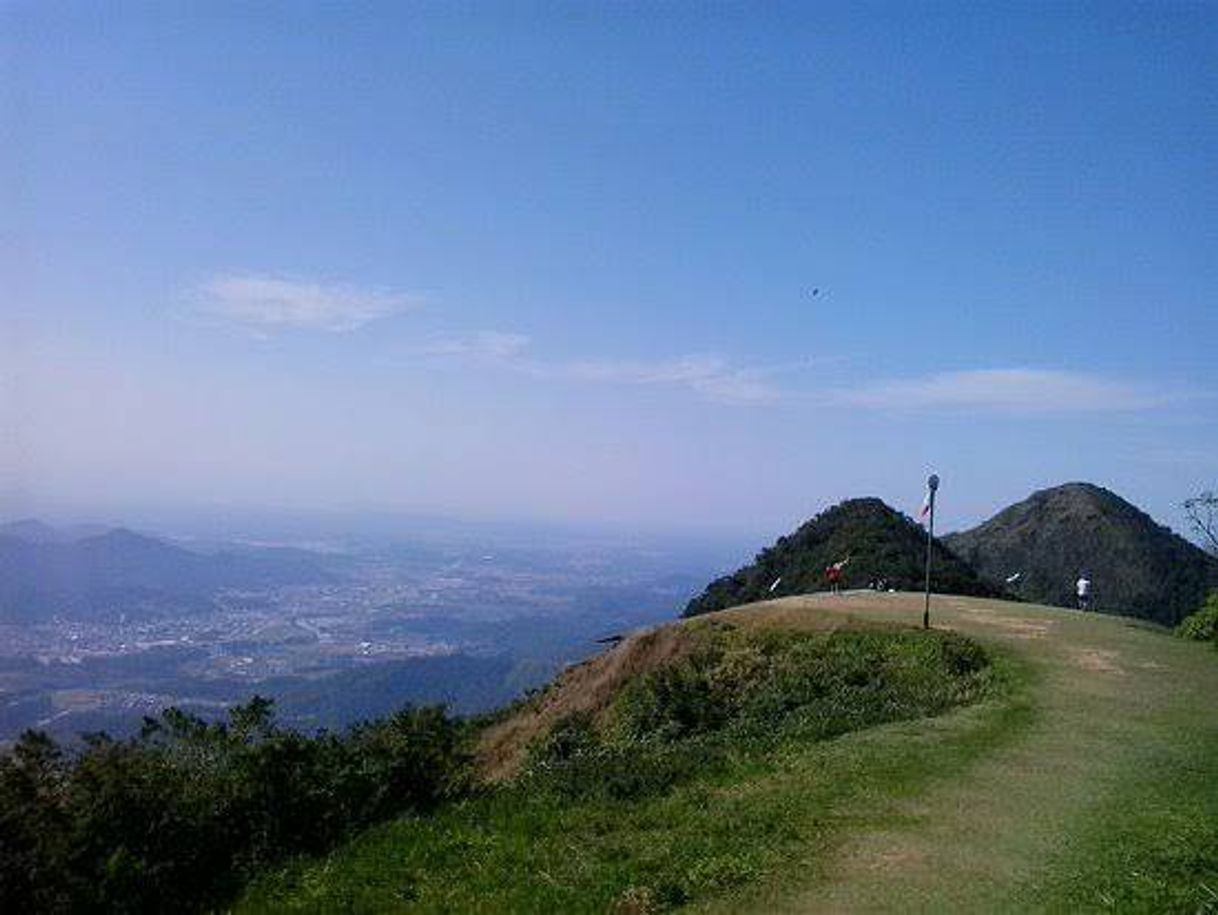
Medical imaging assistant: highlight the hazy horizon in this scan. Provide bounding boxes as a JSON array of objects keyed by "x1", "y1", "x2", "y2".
[
  {"x1": 1, "y1": 476, "x2": 1210, "y2": 559},
  {"x1": 4, "y1": 4, "x2": 1215, "y2": 546}
]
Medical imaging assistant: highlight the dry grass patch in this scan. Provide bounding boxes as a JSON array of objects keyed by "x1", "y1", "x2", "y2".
[
  {"x1": 1068, "y1": 647, "x2": 1124, "y2": 675},
  {"x1": 478, "y1": 600, "x2": 918, "y2": 781},
  {"x1": 478, "y1": 623, "x2": 703, "y2": 780}
]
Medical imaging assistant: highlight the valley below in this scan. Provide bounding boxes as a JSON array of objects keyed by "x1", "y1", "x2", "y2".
[{"x1": 0, "y1": 531, "x2": 726, "y2": 742}]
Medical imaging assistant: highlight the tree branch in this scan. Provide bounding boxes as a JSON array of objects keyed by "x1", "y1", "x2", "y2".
[{"x1": 1184, "y1": 490, "x2": 1218, "y2": 555}]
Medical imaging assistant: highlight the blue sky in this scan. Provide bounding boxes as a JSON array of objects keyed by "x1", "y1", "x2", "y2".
[{"x1": 3, "y1": 2, "x2": 1215, "y2": 541}]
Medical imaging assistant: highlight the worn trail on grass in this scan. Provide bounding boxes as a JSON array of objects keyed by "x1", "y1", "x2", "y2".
[{"x1": 700, "y1": 592, "x2": 1218, "y2": 913}]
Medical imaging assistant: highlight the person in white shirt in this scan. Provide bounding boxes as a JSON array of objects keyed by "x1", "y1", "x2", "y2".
[{"x1": 1076, "y1": 574, "x2": 1092, "y2": 611}]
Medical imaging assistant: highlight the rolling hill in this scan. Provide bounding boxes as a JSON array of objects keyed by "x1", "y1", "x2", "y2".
[
  {"x1": 943, "y1": 482, "x2": 1218, "y2": 626},
  {"x1": 684, "y1": 497, "x2": 1003, "y2": 617},
  {"x1": 0, "y1": 523, "x2": 335, "y2": 622}
]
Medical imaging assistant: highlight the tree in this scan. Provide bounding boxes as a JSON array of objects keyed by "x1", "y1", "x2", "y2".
[
  {"x1": 1184, "y1": 490, "x2": 1218, "y2": 555},
  {"x1": 0, "y1": 699, "x2": 468, "y2": 912}
]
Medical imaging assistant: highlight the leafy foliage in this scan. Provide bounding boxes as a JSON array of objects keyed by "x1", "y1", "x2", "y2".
[
  {"x1": 520, "y1": 625, "x2": 994, "y2": 804},
  {"x1": 0, "y1": 698, "x2": 466, "y2": 913},
  {"x1": 1175, "y1": 591, "x2": 1218, "y2": 645},
  {"x1": 685, "y1": 497, "x2": 1002, "y2": 617}
]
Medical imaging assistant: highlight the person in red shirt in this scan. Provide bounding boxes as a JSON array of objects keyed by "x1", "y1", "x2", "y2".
[
  {"x1": 825, "y1": 563, "x2": 842, "y2": 594},
  {"x1": 825, "y1": 556, "x2": 850, "y2": 595}
]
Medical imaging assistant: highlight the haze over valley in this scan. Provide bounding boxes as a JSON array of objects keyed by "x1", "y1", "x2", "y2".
[
  {"x1": 0, "y1": 517, "x2": 731, "y2": 741},
  {"x1": 3, "y1": 5, "x2": 1216, "y2": 911}
]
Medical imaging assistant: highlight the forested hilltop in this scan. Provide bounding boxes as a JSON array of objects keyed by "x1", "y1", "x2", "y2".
[
  {"x1": 684, "y1": 497, "x2": 1002, "y2": 618},
  {"x1": 944, "y1": 482, "x2": 1218, "y2": 626}
]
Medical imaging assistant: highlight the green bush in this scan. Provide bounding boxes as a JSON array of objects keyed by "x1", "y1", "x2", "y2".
[
  {"x1": 0, "y1": 698, "x2": 467, "y2": 913},
  {"x1": 1175, "y1": 591, "x2": 1218, "y2": 645},
  {"x1": 522, "y1": 628, "x2": 993, "y2": 804},
  {"x1": 521, "y1": 711, "x2": 712, "y2": 801}
]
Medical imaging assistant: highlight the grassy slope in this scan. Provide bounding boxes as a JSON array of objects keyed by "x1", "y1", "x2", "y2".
[
  {"x1": 702, "y1": 593, "x2": 1218, "y2": 913},
  {"x1": 240, "y1": 593, "x2": 1218, "y2": 913}
]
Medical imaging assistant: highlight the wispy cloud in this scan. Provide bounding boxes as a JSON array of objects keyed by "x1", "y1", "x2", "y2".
[
  {"x1": 836, "y1": 368, "x2": 1160, "y2": 414},
  {"x1": 419, "y1": 331, "x2": 532, "y2": 360},
  {"x1": 198, "y1": 274, "x2": 419, "y2": 333},
  {"x1": 417, "y1": 337, "x2": 781, "y2": 405},
  {"x1": 557, "y1": 356, "x2": 780, "y2": 404}
]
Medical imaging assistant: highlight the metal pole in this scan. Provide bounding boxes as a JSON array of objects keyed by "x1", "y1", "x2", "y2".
[{"x1": 923, "y1": 474, "x2": 939, "y2": 630}]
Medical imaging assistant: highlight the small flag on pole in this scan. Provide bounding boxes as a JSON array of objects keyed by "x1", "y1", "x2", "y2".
[{"x1": 918, "y1": 490, "x2": 932, "y2": 524}]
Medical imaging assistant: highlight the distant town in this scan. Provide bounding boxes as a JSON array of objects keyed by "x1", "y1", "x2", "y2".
[{"x1": 0, "y1": 521, "x2": 730, "y2": 742}]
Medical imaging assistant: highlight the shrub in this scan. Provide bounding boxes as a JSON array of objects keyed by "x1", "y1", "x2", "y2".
[
  {"x1": 523, "y1": 628, "x2": 993, "y2": 804},
  {"x1": 1175, "y1": 591, "x2": 1218, "y2": 645},
  {"x1": 0, "y1": 698, "x2": 467, "y2": 913},
  {"x1": 522, "y1": 712, "x2": 711, "y2": 801}
]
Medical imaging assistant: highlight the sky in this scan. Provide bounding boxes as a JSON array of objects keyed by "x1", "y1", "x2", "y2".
[{"x1": 2, "y1": 2, "x2": 1216, "y2": 543}]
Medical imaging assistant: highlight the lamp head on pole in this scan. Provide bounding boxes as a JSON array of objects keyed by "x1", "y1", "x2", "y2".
[{"x1": 927, "y1": 473, "x2": 940, "y2": 493}]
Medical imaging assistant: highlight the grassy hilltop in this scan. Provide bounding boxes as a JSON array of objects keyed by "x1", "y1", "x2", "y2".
[{"x1": 239, "y1": 592, "x2": 1218, "y2": 913}]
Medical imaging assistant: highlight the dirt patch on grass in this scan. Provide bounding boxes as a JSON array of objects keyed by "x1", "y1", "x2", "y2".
[
  {"x1": 950, "y1": 604, "x2": 1052, "y2": 639},
  {"x1": 844, "y1": 840, "x2": 929, "y2": 875},
  {"x1": 1068, "y1": 647, "x2": 1124, "y2": 675},
  {"x1": 476, "y1": 623, "x2": 705, "y2": 781},
  {"x1": 715, "y1": 597, "x2": 915, "y2": 636}
]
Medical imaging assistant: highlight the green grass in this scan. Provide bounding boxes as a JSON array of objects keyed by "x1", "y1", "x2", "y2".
[
  {"x1": 714, "y1": 594, "x2": 1218, "y2": 914},
  {"x1": 1031, "y1": 754, "x2": 1218, "y2": 912},
  {"x1": 239, "y1": 626, "x2": 1016, "y2": 913},
  {"x1": 239, "y1": 594, "x2": 1218, "y2": 913}
]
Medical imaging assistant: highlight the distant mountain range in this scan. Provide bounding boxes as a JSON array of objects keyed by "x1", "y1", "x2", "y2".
[
  {"x1": 943, "y1": 482, "x2": 1218, "y2": 626},
  {"x1": 0, "y1": 519, "x2": 112, "y2": 544},
  {"x1": 9, "y1": 480, "x2": 1215, "y2": 632},
  {"x1": 0, "y1": 521, "x2": 336, "y2": 622},
  {"x1": 683, "y1": 497, "x2": 1002, "y2": 617}
]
